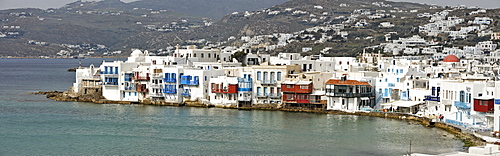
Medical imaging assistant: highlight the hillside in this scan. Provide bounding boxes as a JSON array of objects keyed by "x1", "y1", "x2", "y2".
[{"x1": 0, "y1": 0, "x2": 498, "y2": 57}]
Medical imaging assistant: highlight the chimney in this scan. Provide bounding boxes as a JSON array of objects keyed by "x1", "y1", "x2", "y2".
[{"x1": 341, "y1": 74, "x2": 348, "y2": 81}]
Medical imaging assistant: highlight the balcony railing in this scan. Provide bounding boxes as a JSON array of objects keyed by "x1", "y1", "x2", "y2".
[
  {"x1": 238, "y1": 78, "x2": 252, "y2": 82},
  {"x1": 149, "y1": 84, "x2": 161, "y2": 88},
  {"x1": 424, "y1": 95, "x2": 440, "y2": 102},
  {"x1": 163, "y1": 78, "x2": 176, "y2": 83},
  {"x1": 151, "y1": 73, "x2": 163, "y2": 78},
  {"x1": 162, "y1": 89, "x2": 177, "y2": 94},
  {"x1": 310, "y1": 100, "x2": 327, "y2": 104},
  {"x1": 104, "y1": 82, "x2": 118, "y2": 85},
  {"x1": 256, "y1": 93, "x2": 267, "y2": 98},
  {"x1": 124, "y1": 87, "x2": 134, "y2": 90},
  {"x1": 261, "y1": 80, "x2": 276, "y2": 85},
  {"x1": 296, "y1": 99, "x2": 310, "y2": 104},
  {"x1": 454, "y1": 101, "x2": 471, "y2": 109},
  {"x1": 268, "y1": 93, "x2": 282, "y2": 98},
  {"x1": 133, "y1": 76, "x2": 150, "y2": 81},
  {"x1": 181, "y1": 92, "x2": 191, "y2": 97},
  {"x1": 181, "y1": 81, "x2": 199, "y2": 85},
  {"x1": 150, "y1": 93, "x2": 163, "y2": 97},
  {"x1": 328, "y1": 92, "x2": 373, "y2": 97}
]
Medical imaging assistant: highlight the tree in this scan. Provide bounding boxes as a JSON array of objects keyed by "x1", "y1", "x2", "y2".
[{"x1": 230, "y1": 51, "x2": 247, "y2": 65}]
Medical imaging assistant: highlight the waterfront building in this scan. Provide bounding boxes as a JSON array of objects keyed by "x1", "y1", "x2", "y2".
[
  {"x1": 251, "y1": 64, "x2": 301, "y2": 105},
  {"x1": 325, "y1": 74, "x2": 374, "y2": 111},
  {"x1": 209, "y1": 76, "x2": 239, "y2": 107}
]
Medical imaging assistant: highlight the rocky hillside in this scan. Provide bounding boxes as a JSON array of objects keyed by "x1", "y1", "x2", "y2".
[{"x1": 0, "y1": 0, "x2": 498, "y2": 57}]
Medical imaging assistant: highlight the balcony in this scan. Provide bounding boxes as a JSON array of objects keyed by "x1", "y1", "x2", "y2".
[
  {"x1": 162, "y1": 89, "x2": 177, "y2": 94},
  {"x1": 137, "y1": 88, "x2": 148, "y2": 93},
  {"x1": 256, "y1": 93, "x2": 267, "y2": 98},
  {"x1": 163, "y1": 78, "x2": 176, "y2": 83},
  {"x1": 296, "y1": 99, "x2": 310, "y2": 104},
  {"x1": 151, "y1": 73, "x2": 163, "y2": 78},
  {"x1": 328, "y1": 92, "x2": 373, "y2": 97},
  {"x1": 133, "y1": 76, "x2": 150, "y2": 81},
  {"x1": 180, "y1": 76, "x2": 199, "y2": 85},
  {"x1": 149, "y1": 84, "x2": 161, "y2": 89},
  {"x1": 238, "y1": 78, "x2": 252, "y2": 82},
  {"x1": 310, "y1": 100, "x2": 327, "y2": 104},
  {"x1": 104, "y1": 82, "x2": 118, "y2": 85},
  {"x1": 424, "y1": 95, "x2": 440, "y2": 102},
  {"x1": 124, "y1": 86, "x2": 134, "y2": 90},
  {"x1": 261, "y1": 80, "x2": 276, "y2": 85},
  {"x1": 238, "y1": 95, "x2": 252, "y2": 101},
  {"x1": 268, "y1": 93, "x2": 282, "y2": 99},
  {"x1": 181, "y1": 92, "x2": 191, "y2": 97},
  {"x1": 388, "y1": 83, "x2": 395, "y2": 87},
  {"x1": 454, "y1": 101, "x2": 471, "y2": 109},
  {"x1": 150, "y1": 93, "x2": 163, "y2": 97}
]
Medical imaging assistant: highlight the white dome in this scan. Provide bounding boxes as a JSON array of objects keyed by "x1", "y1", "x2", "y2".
[{"x1": 130, "y1": 49, "x2": 144, "y2": 57}]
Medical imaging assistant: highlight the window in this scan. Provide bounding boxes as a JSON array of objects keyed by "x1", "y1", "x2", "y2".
[
  {"x1": 201, "y1": 53, "x2": 204, "y2": 58},
  {"x1": 208, "y1": 53, "x2": 211, "y2": 58},
  {"x1": 287, "y1": 84, "x2": 293, "y2": 88},
  {"x1": 300, "y1": 85, "x2": 309, "y2": 89},
  {"x1": 277, "y1": 72, "x2": 282, "y2": 81},
  {"x1": 257, "y1": 71, "x2": 262, "y2": 81}
]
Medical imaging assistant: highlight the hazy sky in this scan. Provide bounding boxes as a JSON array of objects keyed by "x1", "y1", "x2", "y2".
[{"x1": 0, "y1": 0, "x2": 499, "y2": 10}]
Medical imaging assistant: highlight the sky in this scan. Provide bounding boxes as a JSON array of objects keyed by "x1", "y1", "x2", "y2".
[{"x1": 0, "y1": 0, "x2": 499, "y2": 10}]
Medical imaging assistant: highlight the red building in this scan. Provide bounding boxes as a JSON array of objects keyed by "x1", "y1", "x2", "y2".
[
  {"x1": 211, "y1": 83, "x2": 238, "y2": 94},
  {"x1": 281, "y1": 80, "x2": 324, "y2": 110},
  {"x1": 473, "y1": 97, "x2": 494, "y2": 113}
]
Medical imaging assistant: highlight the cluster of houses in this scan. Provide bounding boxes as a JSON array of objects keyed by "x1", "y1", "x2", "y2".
[{"x1": 73, "y1": 39, "x2": 500, "y2": 133}]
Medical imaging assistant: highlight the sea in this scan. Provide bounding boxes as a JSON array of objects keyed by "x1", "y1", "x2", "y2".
[{"x1": 0, "y1": 58, "x2": 464, "y2": 155}]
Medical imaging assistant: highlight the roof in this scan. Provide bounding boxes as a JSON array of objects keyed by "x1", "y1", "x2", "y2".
[
  {"x1": 325, "y1": 79, "x2": 371, "y2": 87},
  {"x1": 443, "y1": 55, "x2": 460, "y2": 62}
]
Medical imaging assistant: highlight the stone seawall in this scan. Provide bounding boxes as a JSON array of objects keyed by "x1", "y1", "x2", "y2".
[{"x1": 32, "y1": 90, "x2": 486, "y2": 147}]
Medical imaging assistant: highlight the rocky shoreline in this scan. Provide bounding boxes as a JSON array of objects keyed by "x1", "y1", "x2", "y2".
[{"x1": 31, "y1": 90, "x2": 487, "y2": 147}]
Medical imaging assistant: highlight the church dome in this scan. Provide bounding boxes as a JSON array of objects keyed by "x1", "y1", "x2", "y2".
[
  {"x1": 130, "y1": 49, "x2": 144, "y2": 57},
  {"x1": 443, "y1": 55, "x2": 460, "y2": 62}
]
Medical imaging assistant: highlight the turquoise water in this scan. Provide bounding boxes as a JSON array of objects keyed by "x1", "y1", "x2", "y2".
[{"x1": 0, "y1": 58, "x2": 463, "y2": 155}]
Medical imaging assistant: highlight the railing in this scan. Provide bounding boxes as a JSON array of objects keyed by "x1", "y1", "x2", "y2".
[
  {"x1": 454, "y1": 101, "x2": 471, "y2": 109},
  {"x1": 237, "y1": 87, "x2": 252, "y2": 92},
  {"x1": 331, "y1": 92, "x2": 373, "y2": 97},
  {"x1": 269, "y1": 93, "x2": 282, "y2": 98},
  {"x1": 424, "y1": 95, "x2": 440, "y2": 102},
  {"x1": 81, "y1": 76, "x2": 101, "y2": 80},
  {"x1": 133, "y1": 76, "x2": 150, "y2": 81},
  {"x1": 261, "y1": 80, "x2": 276, "y2": 85},
  {"x1": 310, "y1": 100, "x2": 327, "y2": 104},
  {"x1": 181, "y1": 92, "x2": 191, "y2": 97},
  {"x1": 150, "y1": 93, "x2": 163, "y2": 97},
  {"x1": 104, "y1": 82, "x2": 118, "y2": 85},
  {"x1": 124, "y1": 87, "x2": 134, "y2": 90},
  {"x1": 162, "y1": 89, "x2": 177, "y2": 94},
  {"x1": 163, "y1": 78, "x2": 176, "y2": 83},
  {"x1": 149, "y1": 84, "x2": 161, "y2": 88},
  {"x1": 296, "y1": 99, "x2": 310, "y2": 104},
  {"x1": 181, "y1": 81, "x2": 199, "y2": 85},
  {"x1": 256, "y1": 93, "x2": 267, "y2": 98},
  {"x1": 238, "y1": 96, "x2": 252, "y2": 101},
  {"x1": 388, "y1": 83, "x2": 395, "y2": 87},
  {"x1": 151, "y1": 73, "x2": 163, "y2": 78},
  {"x1": 238, "y1": 78, "x2": 252, "y2": 82}
]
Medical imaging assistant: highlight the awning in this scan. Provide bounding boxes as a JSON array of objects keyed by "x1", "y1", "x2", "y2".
[
  {"x1": 380, "y1": 101, "x2": 424, "y2": 108},
  {"x1": 360, "y1": 97, "x2": 370, "y2": 100}
]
